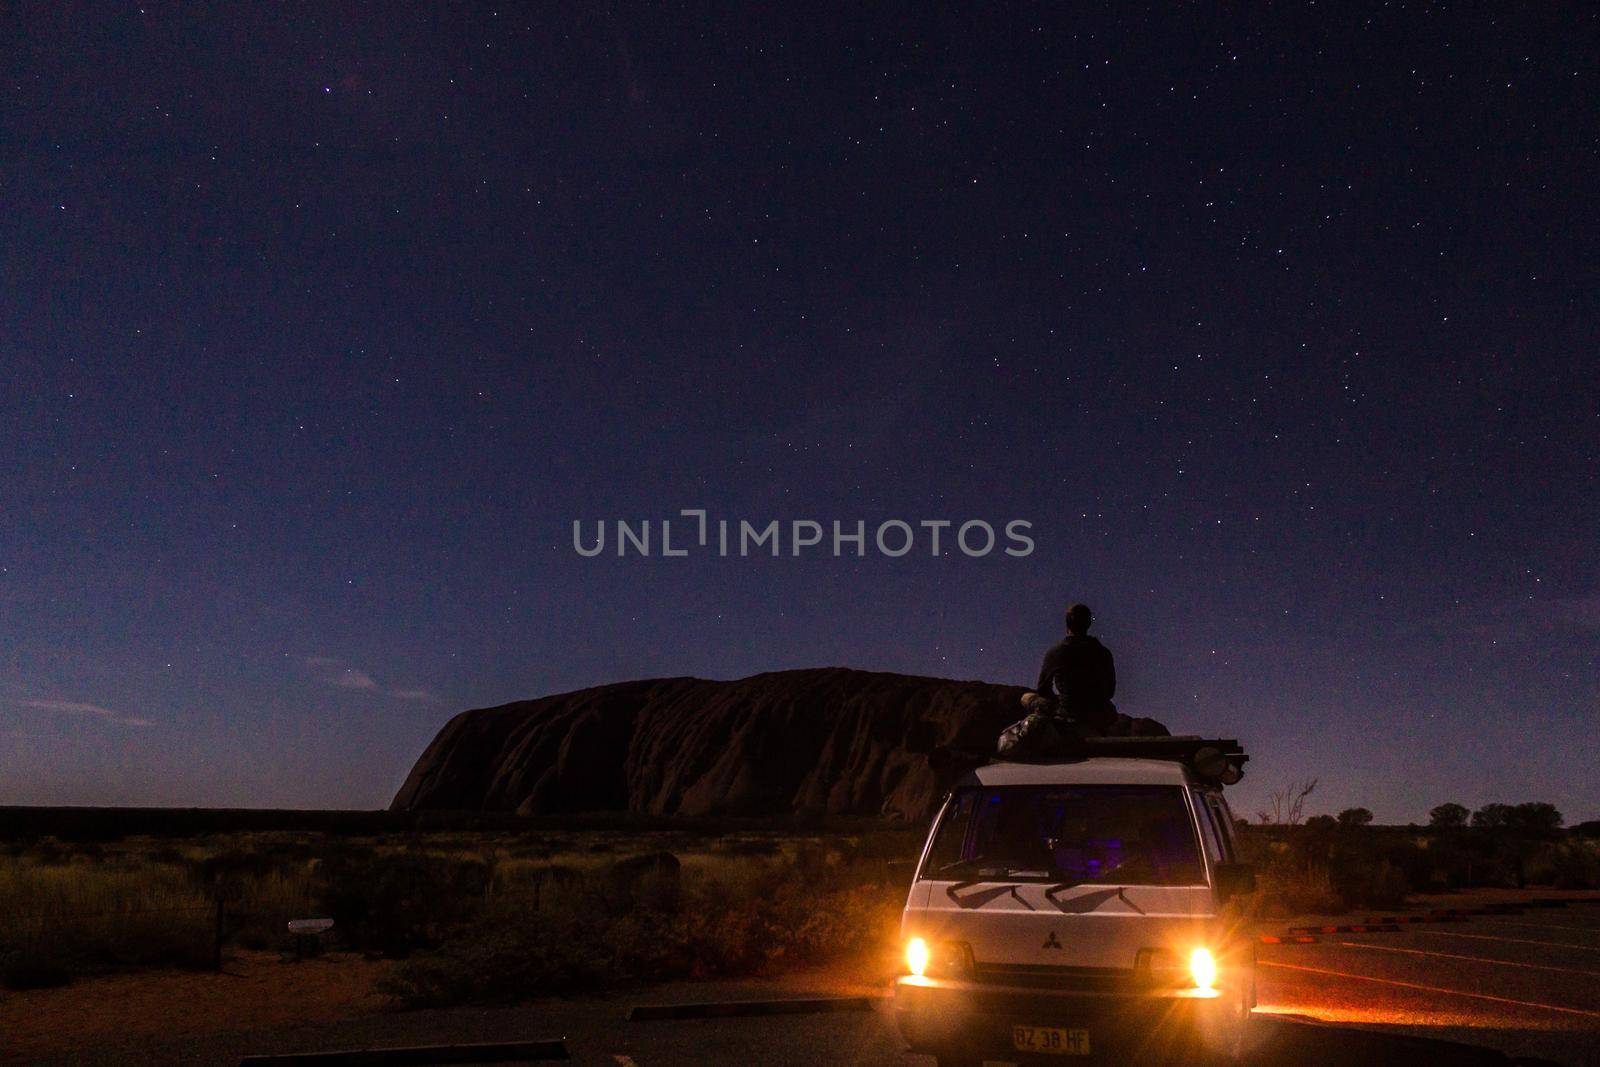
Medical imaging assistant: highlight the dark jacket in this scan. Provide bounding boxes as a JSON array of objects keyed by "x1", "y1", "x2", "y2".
[{"x1": 1035, "y1": 634, "x2": 1117, "y2": 728}]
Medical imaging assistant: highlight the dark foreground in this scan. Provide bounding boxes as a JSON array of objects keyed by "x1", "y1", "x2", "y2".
[{"x1": 13, "y1": 898, "x2": 1599, "y2": 1066}]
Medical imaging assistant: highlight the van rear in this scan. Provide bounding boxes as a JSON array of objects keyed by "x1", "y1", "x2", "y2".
[{"x1": 894, "y1": 755, "x2": 1255, "y2": 1065}]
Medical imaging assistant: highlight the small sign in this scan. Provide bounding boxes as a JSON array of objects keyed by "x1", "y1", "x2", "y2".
[{"x1": 287, "y1": 918, "x2": 335, "y2": 935}]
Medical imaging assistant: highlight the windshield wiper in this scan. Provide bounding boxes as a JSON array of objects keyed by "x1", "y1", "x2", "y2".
[{"x1": 937, "y1": 857, "x2": 1053, "y2": 878}]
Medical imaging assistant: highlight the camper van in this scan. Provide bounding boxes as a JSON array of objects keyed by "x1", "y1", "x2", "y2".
[{"x1": 895, "y1": 740, "x2": 1255, "y2": 1065}]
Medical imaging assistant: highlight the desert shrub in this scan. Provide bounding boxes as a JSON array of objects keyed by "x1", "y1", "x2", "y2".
[
  {"x1": 1341, "y1": 836, "x2": 1430, "y2": 894},
  {"x1": 317, "y1": 851, "x2": 490, "y2": 956},
  {"x1": 1334, "y1": 859, "x2": 1411, "y2": 908},
  {"x1": 493, "y1": 861, "x2": 591, "y2": 914},
  {"x1": 0, "y1": 827, "x2": 912, "y2": 993},
  {"x1": 1249, "y1": 860, "x2": 1343, "y2": 917},
  {"x1": 713, "y1": 837, "x2": 782, "y2": 857},
  {"x1": 1242, "y1": 824, "x2": 1419, "y2": 913},
  {"x1": 600, "y1": 852, "x2": 681, "y2": 912},
  {"x1": 0, "y1": 857, "x2": 214, "y2": 984},
  {"x1": 1420, "y1": 836, "x2": 1477, "y2": 889},
  {"x1": 1537, "y1": 841, "x2": 1600, "y2": 889},
  {"x1": 231, "y1": 865, "x2": 320, "y2": 950},
  {"x1": 1, "y1": 948, "x2": 72, "y2": 990},
  {"x1": 382, "y1": 851, "x2": 904, "y2": 1008},
  {"x1": 378, "y1": 904, "x2": 610, "y2": 1005},
  {"x1": 195, "y1": 848, "x2": 279, "y2": 899},
  {"x1": 27, "y1": 841, "x2": 67, "y2": 865}
]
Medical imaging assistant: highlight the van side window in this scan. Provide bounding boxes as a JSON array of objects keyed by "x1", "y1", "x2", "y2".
[
  {"x1": 1204, "y1": 794, "x2": 1239, "y2": 861},
  {"x1": 1190, "y1": 789, "x2": 1225, "y2": 864},
  {"x1": 922, "y1": 790, "x2": 979, "y2": 876}
]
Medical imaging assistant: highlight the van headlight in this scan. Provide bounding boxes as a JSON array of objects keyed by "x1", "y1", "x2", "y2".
[
  {"x1": 906, "y1": 937, "x2": 930, "y2": 977},
  {"x1": 905, "y1": 937, "x2": 973, "y2": 978},
  {"x1": 1137, "y1": 946, "x2": 1219, "y2": 991}
]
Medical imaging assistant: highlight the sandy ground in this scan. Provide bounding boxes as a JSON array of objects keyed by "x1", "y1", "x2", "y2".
[{"x1": 0, "y1": 951, "x2": 392, "y2": 1064}]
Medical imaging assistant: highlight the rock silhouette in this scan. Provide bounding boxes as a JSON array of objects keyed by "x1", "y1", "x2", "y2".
[{"x1": 391, "y1": 668, "x2": 1027, "y2": 821}]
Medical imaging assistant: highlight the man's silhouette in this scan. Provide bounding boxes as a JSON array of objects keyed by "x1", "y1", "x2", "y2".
[{"x1": 1034, "y1": 603, "x2": 1118, "y2": 732}]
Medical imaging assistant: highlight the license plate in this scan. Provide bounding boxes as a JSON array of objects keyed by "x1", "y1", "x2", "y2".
[{"x1": 1012, "y1": 1025, "x2": 1091, "y2": 1055}]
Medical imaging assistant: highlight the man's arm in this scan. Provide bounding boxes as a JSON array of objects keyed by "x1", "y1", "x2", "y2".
[
  {"x1": 1036, "y1": 645, "x2": 1060, "y2": 696},
  {"x1": 1102, "y1": 646, "x2": 1117, "y2": 700}
]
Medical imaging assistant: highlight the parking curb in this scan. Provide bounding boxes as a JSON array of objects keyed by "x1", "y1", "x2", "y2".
[
  {"x1": 627, "y1": 996, "x2": 882, "y2": 1021},
  {"x1": 238, "y1": 1039, "x2": 570, "y2": 1065}
]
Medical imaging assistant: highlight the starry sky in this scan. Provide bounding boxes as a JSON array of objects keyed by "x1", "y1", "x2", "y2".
[{"x1": 3, "y1": 5, "x2": 1596, "y2": 823}]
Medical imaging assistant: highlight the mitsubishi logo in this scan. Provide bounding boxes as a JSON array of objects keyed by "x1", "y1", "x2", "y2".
[{"x1": 1042, "y1": 930, "x2": 1063, "y2": 949}]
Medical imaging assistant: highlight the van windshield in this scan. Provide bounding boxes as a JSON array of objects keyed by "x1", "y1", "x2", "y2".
[{"x1": 921, "y1": 784, "x2": 1204, "y2": 886}]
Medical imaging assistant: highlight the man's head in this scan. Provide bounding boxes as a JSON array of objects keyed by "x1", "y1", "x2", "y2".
[{"x1": 1065, "y1": 603, "x2": 1093, "y2": 635}]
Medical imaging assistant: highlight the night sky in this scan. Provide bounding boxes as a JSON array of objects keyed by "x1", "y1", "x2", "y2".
[{"x1": 4, "y1": 5, "x2": 1596, "y2": 823}]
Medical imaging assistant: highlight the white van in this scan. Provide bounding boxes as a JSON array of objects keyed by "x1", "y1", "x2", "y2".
[{"x1": 894, "y1": 742, "x2": 1255, "y2": 1066}]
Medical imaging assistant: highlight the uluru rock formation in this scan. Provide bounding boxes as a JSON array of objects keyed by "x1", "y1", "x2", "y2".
[{"x1": 391, "y1": 668, "x2": 1026, "y2": 821}]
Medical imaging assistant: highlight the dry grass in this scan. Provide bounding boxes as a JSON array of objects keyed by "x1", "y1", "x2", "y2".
[
  {"x1": 0, "y1": 827, "x2": 918, "y2": 996},
  {"x1": 0, "y1": 854, "x2": 216, "y2": 986},
  {"x1": 378, "y1": 845, "x2": 907, "y2": 1007}
]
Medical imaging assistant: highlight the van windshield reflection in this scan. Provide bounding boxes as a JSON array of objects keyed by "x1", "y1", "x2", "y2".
[{"x1": 922, "y1": 785, "x2": 1204, "y2": 886}]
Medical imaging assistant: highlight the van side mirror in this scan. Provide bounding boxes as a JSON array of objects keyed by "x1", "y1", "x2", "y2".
[{"x1": 1214, "y1": 862, "x2": 1256, "y2": 900}]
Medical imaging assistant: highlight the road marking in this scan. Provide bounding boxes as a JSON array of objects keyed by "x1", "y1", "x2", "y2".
[
  {"x1": 1332, "y1": 940, "x2": 1600, "y2": 977},
  {"x1": 1259, "y1": 960, "x2": 1600, "y2": 1018},
  {"x1": 1476, "y1": 917, "x2": 1600, "y2": 935},
  {"x1": 1415, "y1": 930, "x2": 1600, "y2": 954}
]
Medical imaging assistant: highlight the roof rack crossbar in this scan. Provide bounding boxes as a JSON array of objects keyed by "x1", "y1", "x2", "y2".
[{"x1": 1066, "y1": 737, "x2": 1247, "y2": 762}]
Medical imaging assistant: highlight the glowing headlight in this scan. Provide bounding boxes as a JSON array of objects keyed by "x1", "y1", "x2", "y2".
[
  {"x1": 1189, "y1": 947, "x2": 1217, "y2": 991},
  {"x1": 906, "y1": 937, "x2": 930, "y2": 977}
]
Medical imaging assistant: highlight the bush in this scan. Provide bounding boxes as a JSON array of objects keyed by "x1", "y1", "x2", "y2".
[
  {"x1": 1334, "y1": 859, "x2": 1411, "y2": 908},
  {"x1": 0, "y1": 828, "x2": 914, "y2": 996},
  {"x1": 1540, "y1": 842, "x2": 1600, "y2": 889},
  {"x1": 378, "y1": 906, "x2": 609, "y2": 1006},
  {"x1": 713, "y1": 837, "x2": 782, "y2": 857},
  {"x1": 1, "y1": 949, "x2": 72, "y2": 990},
  {"x1": 1250, "y1": 860, "x2": 1343, "y2": 917},
  {"x1": 381, "y1": 853, "x2": 904, "y2": 1008},
  {"x1": 318, "y1": 851, "x2": 490, "y2": 956},
  {"x1": 1241, "y1": 826, "x2": 1417, "y2": 913},
  {"x1": 0, "y1": 856, "x2": 215, "y2": 983}
]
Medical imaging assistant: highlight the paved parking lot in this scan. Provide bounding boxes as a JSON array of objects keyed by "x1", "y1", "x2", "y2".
[{"x1": 1254, "y1": 896, "x2": 1600, "y2": 1065}]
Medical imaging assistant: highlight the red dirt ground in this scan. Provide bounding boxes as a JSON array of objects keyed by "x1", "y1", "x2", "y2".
[{"x1": 0, "y1": 951, "x2": 392, "y2": 1063}]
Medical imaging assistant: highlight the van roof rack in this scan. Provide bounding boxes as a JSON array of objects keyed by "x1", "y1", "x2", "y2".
[
  {"x1": 1001, "y1": 735, "x2": 1248, "y2": 784},
  {"x1": 1070, "y1": 735, "x2": 1245, "y2": 759}
]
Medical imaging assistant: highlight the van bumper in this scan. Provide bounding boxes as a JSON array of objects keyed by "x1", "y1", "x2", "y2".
[{"x1": 894, "y1": 975, "x2": 1245, "y2": 1063}]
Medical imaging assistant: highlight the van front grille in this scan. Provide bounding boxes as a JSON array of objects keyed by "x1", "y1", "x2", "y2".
[{"x1": 970, "y1": 962, "x2": 1138, "y2": 991}]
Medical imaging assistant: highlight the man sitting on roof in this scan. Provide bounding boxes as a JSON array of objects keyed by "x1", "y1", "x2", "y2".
[
  {"x1": 1024, "y1": 603, "x2": 1167, "y2": 740},
  {"x1": 1033, "y1": 603, "x2": 1118, "y2": 732}
]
